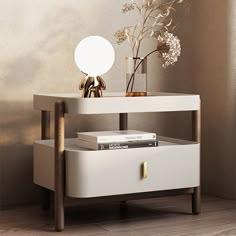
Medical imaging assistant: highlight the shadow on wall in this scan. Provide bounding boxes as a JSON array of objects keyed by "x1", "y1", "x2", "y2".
[
  {"x1": 0, "y1": 2, "x2": 117, "y2": 207},
  {"x1": 192, "y1": 0, "x2": 235, "y2": 198},
  {"x1": 0, "y1": 6, "x2": 85, "y2": 96},
  {"x1": 0, "y1": 5, "x2": 95, "y2": 208},
  {"x1": 0, "y1": 101, "x2": 41, "y2": 208},
  {"x1": 0, "y1": 100, "x2": 120, "y2": 208},
  {"x1": 3, "y1": 55, "x2": 41, "y2": 87}
]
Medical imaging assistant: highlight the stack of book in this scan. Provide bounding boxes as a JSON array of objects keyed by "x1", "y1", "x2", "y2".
[{"x1": 76, "y1": 130, "x2": 158, "y2": 150}]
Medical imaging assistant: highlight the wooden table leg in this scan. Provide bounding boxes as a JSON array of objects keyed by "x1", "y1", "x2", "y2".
[
  {"x1": 119, "y1": 113, "x2": 128, "y2": 130},
  {"x1": 119, "y1": 113, "x2": 128, "y2": 208},
  {"x1": 54, "y1": 101, "x2": 65, "y2": 231},
  {"x1": 192, "y1": 105, "x2": 201, "y2": 215},
  {"x1": 41, "y1": 111, "x2": 51, "y2": 211},
  {"x1": 120, "y1": 200, "x2": 128, "y2": 218},
  {"x1": 192, "y1": 186, "x2": 201, "y2": 214}
]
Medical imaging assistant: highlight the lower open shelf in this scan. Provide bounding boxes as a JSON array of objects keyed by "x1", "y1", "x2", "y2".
[{"x1": 34, "y1": 137, "x2": 200, "y2": 198}]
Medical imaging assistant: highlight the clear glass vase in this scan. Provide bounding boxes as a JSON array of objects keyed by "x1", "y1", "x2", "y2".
[{"x1": 126, "y1": 57, "x2": 147, "y2": 97}]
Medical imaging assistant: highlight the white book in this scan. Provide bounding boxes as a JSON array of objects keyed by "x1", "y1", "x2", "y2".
[
  {"x1": 76, "y1": 130, "x2": 156, "y2": 144},
  {"x1": 77, "y1": 139, "x2": 158, "y2": 150}
]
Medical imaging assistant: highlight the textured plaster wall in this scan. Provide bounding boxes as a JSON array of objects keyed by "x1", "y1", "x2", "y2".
[{"x1": 0, "y1": 0, "x2": 192, "y2": 207}]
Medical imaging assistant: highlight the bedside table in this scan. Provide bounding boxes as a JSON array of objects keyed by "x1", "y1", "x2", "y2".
[{"x1": 33, "y1": 92, "x2": 201, "y2": 231}]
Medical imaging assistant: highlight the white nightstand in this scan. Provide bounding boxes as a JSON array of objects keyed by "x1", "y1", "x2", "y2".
[{"x1": 33, "y1": 92, "x2": 201, "y2": 231}]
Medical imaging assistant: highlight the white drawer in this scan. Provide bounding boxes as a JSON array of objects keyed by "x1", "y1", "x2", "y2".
[{"x1": 34, "y1": 138, "x2": 200, "y2": 198}]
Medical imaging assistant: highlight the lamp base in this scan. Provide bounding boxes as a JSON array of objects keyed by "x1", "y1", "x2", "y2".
[{"x1": 79, "y1": 75, "x2": 106, "y2": 98}]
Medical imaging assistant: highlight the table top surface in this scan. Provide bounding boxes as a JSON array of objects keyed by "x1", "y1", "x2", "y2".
[
  {"x1": 35, "y1": 92, "x2": 199, "y2": 98},
  {"x1": 34, "y1": 92, "x2": 200, "y2": 114}
]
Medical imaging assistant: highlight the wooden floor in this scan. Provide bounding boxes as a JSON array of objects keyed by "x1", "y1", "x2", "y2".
[{"x1": 0, "y1": 195, "x2": 236, "y2": 235}]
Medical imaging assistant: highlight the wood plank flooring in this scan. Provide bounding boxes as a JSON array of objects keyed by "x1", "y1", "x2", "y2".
[{"x1": 0, "y1": 195, "x2": 236, "y2": 235}]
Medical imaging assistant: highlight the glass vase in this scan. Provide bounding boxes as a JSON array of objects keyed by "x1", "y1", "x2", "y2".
[{"x1": 126, "y1": 57, "x2": 147, "y2": 97}]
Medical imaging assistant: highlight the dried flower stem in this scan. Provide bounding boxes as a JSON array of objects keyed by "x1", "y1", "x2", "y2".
[{"x1": 115, "y1": 0, "x2": 186, "y2": 93}]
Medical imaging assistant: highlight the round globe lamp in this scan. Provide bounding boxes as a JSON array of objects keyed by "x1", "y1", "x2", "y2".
[{"x1": 74, "y1": 36, "x2": 115, "y2": 97}]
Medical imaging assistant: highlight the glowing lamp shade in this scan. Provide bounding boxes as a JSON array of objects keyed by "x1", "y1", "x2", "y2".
[{"x1": 74, "y1": 36, "x2": 115, "y2": 76}]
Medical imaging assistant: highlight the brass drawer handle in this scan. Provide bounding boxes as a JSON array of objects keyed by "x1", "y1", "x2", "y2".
[{"x1": 142, "y1": 161, "x2": 148, "y2": 179}]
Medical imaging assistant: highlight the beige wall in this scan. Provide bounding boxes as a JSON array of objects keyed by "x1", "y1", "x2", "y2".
[
  {"x1": 0, "y1": 0, "x2": 193, "y2": 207},
  {"x1": 192, "y1": 0, "x2": 236, "y2": 199}
]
